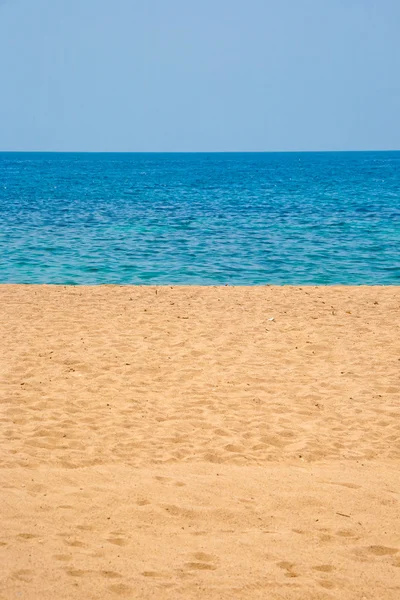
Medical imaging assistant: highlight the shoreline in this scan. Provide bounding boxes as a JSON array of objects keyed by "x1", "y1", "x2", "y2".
[{"x1": 1, "y1": 283, "x2": 398, "y2": 286}]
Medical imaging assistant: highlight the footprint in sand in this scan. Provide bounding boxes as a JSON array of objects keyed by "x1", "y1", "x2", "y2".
[
  {"x1": 313, "y1": 564, "x2": 335, "y2": 573},
  {"x1": 136, "y1": 498, "x2": 151, "y2": 506},
  {"x1": 367, "y1": 545, "x2": 398, "y2": 556},
  {"x1": 141, "y1": 571, "x2": 168, "y2": 578},
  {"x1": 65, "y1": 569, "x2": 89, "y2": 577},
  {"x1": 100, "y1": 570, "x2": 122, "y2": 579},
  {"x1": 12, "y1": 569, "x2": 34, "y2": 582},
  {"x1": 319, "y1": 580, "x2": 335, "y2": 589},
  {"x1": 184, "y1": 562, "x2": 216, "y2": 571},
  {"x1": 184, "y1": 552, "x2": 218, "y2": 571},
  {"x1": 108, "y1": 583, "x2": 132, "y2": 596},
  {"x1": 277, "y1": 561, "x2": 299, "y2": 578},
  {"x1": 107, "y1": 537, "x2": 128, "y2": 547},
  {"x1": 63, "y1": 539, "x2": 86, "y2": 548},
  {"x1": 17, "y1": 533, "x2": 37, "y2": 540}
]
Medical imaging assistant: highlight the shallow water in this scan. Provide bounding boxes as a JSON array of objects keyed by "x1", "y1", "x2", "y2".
[{"x1": 0, "y1": 151, "x2": 399, "y2": 284}]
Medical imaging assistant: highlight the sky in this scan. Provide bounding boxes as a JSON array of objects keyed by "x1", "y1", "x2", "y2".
[{"x1": 0, "y1": 0, "x2": 399, "y2": 152}]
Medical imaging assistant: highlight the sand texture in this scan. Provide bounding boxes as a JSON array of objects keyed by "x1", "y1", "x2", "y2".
[{"x1": 1, "y1": 285, "x2": 399, "y2": 599}]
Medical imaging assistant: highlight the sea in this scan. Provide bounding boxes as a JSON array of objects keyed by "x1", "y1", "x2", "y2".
[{"x1": 0, "y1": 151, "x2": 399, "y2": 285}]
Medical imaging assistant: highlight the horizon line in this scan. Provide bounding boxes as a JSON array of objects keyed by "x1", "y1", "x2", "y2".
[{"x1": 1, "y1": 149, "x2": 400, "y2": 154}]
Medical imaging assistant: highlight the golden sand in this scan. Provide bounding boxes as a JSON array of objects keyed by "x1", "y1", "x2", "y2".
[{"x1": 1, "y1": 285, "x2": 399, "y2": 599}]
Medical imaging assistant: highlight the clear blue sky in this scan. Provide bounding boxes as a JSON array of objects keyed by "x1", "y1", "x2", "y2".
[{"x1": 0, "y1": 0, "x2": 399, "y2": 152}]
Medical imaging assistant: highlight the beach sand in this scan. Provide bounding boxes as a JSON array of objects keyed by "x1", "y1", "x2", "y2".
[{"x1": 1, "y1": 285, "x2": 399, "y2": 599}]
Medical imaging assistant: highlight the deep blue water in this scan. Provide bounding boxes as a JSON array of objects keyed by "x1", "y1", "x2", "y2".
[{"x1": 0, "y1": 151, "x2": 399, "y2": 284}]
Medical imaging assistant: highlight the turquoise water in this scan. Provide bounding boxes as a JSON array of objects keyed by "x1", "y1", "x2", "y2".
[{"x1": 0, "y1": 151, "x2": 399, "y2": 284}]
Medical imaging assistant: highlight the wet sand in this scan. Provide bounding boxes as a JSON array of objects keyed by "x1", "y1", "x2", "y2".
[{"x1": 1, "y1": 285, "x2": 399, "y2": 599}]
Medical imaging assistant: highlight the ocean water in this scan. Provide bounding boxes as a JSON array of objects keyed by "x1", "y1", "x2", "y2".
[{"x1": 0, "y1": 151, "x2": 399, "y2": 285}]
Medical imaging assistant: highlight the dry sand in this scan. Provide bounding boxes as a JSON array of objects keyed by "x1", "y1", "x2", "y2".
[{"x1": 1, "y1": 285, "x2": 399, "y2": 599}]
